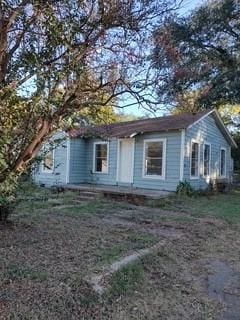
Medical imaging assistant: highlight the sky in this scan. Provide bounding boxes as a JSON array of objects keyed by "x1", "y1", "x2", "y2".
[
  {"x1": 121, "y1": 0, "x2": 204, "y2": 118},
  {"x1": 179, "y1": 0, "x2": 204, "y2": 13}
]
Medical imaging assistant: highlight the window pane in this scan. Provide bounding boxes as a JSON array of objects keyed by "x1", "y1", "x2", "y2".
[
  {"x1": 43, "y1": 151, "x2": 53, "y2": 171},
  {"x1": 220, "y1": 149, "x2": 226, "y2": 176},
  {"x1": 145, "y1": 141, "x2": 163, "y2": 176},
  {"x1": 96, "y1": 144, "x2": 107, "y2": 157},
  {"x1": 95, "y1": 143, "x2": 108, "y2": 172},
  {"x1": 146, "y1": 158, "x2": 162, "y2": 176},
  {"x1": 96, "y1": 159, "x2": 108, "y2": 173},
  {"x1": 147, "y1": 142, "x2": 163, "y2": 158},
  {"x1": 191, "y1": 142, "x2": 199, "y2": 176},
  {"x1": 204, "y1": 144, "x2": 210, "y2": 176}
]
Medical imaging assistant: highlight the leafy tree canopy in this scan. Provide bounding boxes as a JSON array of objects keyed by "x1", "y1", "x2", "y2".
[
  {"x1": 153, "y1": 0, "x2": 240, "y2": 109},
  {"x1": 0, "y1": 0, "x2": 178, "y2": 193}
]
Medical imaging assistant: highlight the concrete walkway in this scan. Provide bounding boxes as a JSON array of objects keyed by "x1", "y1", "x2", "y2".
[{"x1": 86, "y1": 241, "x2": 166, "y2": 295}]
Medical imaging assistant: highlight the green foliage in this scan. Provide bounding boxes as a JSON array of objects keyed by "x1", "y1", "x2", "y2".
[
  {"x1": 232, "y1": 132, "x2": 240, "y2": 171},
  {"x1": 153, "y1": 0, "x2": 240, "y2": 109},
  {"x1": 115, "y1": 112, "x2": 140, "y2": 123},
  {"x1": 169, "y1": 190, "x2": 240, "y2": 224},
  {"x1": 6, "y1": 265, "x2": 48, "y2": 281},
  {"x1": 0, "y1": 194, "x2": 16, "y2": 223},
  {"x1": 176, "y1": 180, "x2": 194, "y2": 197},
  {"x1": 0, "y1": 86, "x2": 42, "y2": 190},
  {"x1": 108, "y1": 262, "x2": 144, "y2": 298},
  {"x1": 0, "y1": 0, "x2": 175, "y2": 191}
]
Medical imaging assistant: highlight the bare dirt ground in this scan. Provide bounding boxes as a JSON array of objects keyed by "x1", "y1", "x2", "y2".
[{"x1": 0, "y1": 189, "x2": 240, "y2": 319}]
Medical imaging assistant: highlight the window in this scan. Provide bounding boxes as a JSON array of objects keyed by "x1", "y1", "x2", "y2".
[
  {"x1": 220, "y1": 148, "x2": 226, "y2": 177},
  {"x1": 143, "y1": 139, "x2": 166, "y2": 178},
  {"x1": 94, "y1": 142, "x2": 108, "y2": 173},
  {"x1": 203, "y1": 143, "x2": 211, "y2": 177},
  {"x1": 190, "y1": 141, "x2": 199, "y2": 178},
  {"x1": 42, "y1": 150, "x2": 54, "y2": 173}
]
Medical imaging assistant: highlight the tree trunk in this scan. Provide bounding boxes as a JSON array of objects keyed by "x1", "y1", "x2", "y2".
[
  {"x1": 0, "y1": 119, "x2": 52, "y2": 184},
  {"x1": 0, "y1": 20, "x2": 8, "y2": 84}
]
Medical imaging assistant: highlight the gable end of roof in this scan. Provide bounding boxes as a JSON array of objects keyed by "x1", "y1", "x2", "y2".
[{"x1": 187, "y1": 109, "x2": 237, "y2": 148}]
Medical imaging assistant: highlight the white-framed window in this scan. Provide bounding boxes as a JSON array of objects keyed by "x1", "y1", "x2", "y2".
[
  {"x1": 220, "y1": 147, "x2": 226, "y2": 177},
  {"x1": 143, "y1": 138, "x2": 166, "y2": 179},
  {"x1": 42, "y1": 150, "x2": 54, "y2": 173},
  {"x1": 190, "y1": 141, "x2": 200, "y2": 179},
  {"x1": 203, "y1": 143, "x2": 211, "y2": 177},
  {"x1": 93, "y1": 142, "x2": 109, "y2": 173}
]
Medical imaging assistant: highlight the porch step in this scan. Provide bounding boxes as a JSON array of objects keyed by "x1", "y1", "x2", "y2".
[
  {"x1": 80, "y1": 191, "x2": 99, "y2": 197},
  {"x1": 63, "y1": 184, "x2": 172, "y2": 205},
  {"x1": 74, "y1": 197, "x2": 94, "y2": 202},
  {"x1": 74, "y1": 190, "x2": 102, "y2": 202}
]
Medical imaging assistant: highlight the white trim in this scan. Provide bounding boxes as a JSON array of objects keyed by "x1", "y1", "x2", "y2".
[
  {"x1": 131, "y1": 139, "x2": 135, "y2": 183},
  {"x1": 129, "y1": 132, "x2": 138, "y2": 138},
  {"x1": 65, "y1": 138, "x2": 70, "y2": 184},
  {"x1": 190, "y1": 139, "x2": 200, "y2": 180},
  {"x1": 142, "y1": 138, "x2": 166, "y2": 180},
  {"x1": 116, "y1": 138, "x2": 135, "y2": 184},
  {"x1": 41, "y1": 148, "x2": 55, "y2": 174},
  {"x1": 220, "y1": 147, "x2": 227, "y2": 178},
  {"x1": 116, "y1": 139, "x2": 120, "y2": 183},
  {"x1": 92, "y1": 141, "x2": 109, "y2": 174},
  {"x1": 203, "y1": 142, "x2": 211, "y2": 179},
  {"x1": 179, "y1": 129, "x2": 185, "y2": 181}
]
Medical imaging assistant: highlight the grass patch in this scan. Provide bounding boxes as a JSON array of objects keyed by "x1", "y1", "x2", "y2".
[
  {"x1": 152, "y1": 190, "x2": 240, "y2": 224},
  {"x1": 178, "y1": 191, "x2": 240, "y2": 223},
  {"x1": 97, "y1": 245, "x2": 126, "y2": 264},
  {"x1": 56, "y1": 200, "x2": 114, "y2": 217},
  {"x1": 96, "y1": 233, "x2": 158, "y2": 265},
  {"x1": 2, "y1": 182, "x2": 240, "y2": 319},
  {"x1": 107, "y1": 262, "x2": 144, "y2": 298},
  {"x1": 126, "y1": 232, "x2": 157, "y2": 248},
  {"x1": 6, "y1": 265, "x2": 48, "y2": 281},
  {"x1": 158, "y1": 215, "x2": 196, "y2": 223}
]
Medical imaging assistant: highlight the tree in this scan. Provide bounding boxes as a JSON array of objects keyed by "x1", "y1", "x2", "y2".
[
  {"x1": 232, "y1": 132, "x2": 240, "y2": 171},
  {"x1": 153, "y1": 0, "x2": 240, "y2": 110},
  {"x1": 218, "y1": 104, "x2": 240, "y2": 130},
  {"x1": 0, "y1": 0, "x2": 178, "y2": 194}
]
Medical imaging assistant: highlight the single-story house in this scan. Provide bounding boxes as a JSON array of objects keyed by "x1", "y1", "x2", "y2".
[{"x1": 33, "y1": 109, "x2": 237, "y2": 191}]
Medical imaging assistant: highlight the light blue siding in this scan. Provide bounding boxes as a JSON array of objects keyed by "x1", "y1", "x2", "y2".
[
  {"x1": 133, "y1": 132, "x2": 182, "y2": 191},
  {"x1": 71, "y1": 132, "x2": 182, "y2": 191},
  {"x1": 33, "y1": 135, "x2": 68, "y2": 186},
  {"x1": 33, "y1": 113, "x2": 233, "y2": 191},
  {"x1": 184, "y1": 114, "x2": 231, "y2": 189}
]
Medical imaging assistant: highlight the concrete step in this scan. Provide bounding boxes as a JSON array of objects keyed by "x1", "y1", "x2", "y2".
[
  {"x1": 73, "y1": 191, "x2": 102, "y2": 202},
  {"x1": 73, "y1": 197, "x2": 93, "y2": 202},
  {"x1": 80, "y1": 191, "x2": 100, "y2": 196},
  {"x1": 77, "y1": 191, "x2": 101, "y2": 199}
]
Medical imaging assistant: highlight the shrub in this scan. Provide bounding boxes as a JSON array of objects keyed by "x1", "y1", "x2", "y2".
[
  {"x1": 176, "y1": 180, "x2": 194, "y2": 196},
  {"x1": 0, "y1": 195, "x2": 15, "y2": 223}
]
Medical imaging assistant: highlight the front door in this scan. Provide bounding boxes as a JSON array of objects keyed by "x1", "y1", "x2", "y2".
[{"x1": 117, "y1": 139, "x2": 134, "y2": 183}]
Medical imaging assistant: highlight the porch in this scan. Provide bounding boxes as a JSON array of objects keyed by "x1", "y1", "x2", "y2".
[{"x1": 62, "y1": 183, "x2": 173, "y2": 205}]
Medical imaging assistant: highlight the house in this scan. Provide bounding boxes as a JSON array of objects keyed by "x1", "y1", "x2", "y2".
[{"x1": 33, "y1": 109, "x2": 236, "y2": 192}]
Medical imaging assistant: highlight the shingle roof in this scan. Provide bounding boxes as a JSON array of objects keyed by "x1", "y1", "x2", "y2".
[{"x1": 68, "y1": 110, "x2": 211, "y2": 139}]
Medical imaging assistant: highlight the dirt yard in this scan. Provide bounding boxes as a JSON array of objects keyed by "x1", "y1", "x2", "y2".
[{"x1": 0, "y1": 186, "x2": 240, "y2": 320}]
